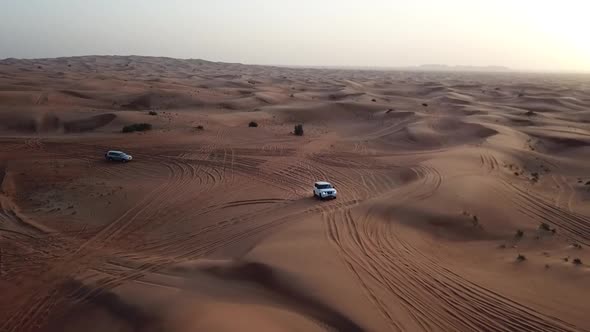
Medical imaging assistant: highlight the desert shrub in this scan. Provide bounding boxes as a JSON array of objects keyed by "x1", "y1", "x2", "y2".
[
  {"x1": 539, "y1": 223, "x2": 551, "y2": 231},
  {"x1": 148, "y1": 111, "x2": 158, "y2": 116},
  {"x1": 248, "y1": 121, "x2": 258, "y2": 127},
  {"x1": 371, "y1": 98, "x2": 377, "y2": 102},
  {"x1": 515, "y1": 230, "x2": 524, "y2": 239},
  {"x1": 573, "y1": 258, "x2": 582, "y2": 265},
  {"x1": 525, "y1": 110, "x2": 536, "y2": 116},
  {"x1": 294, "y1": 124, "x2": 304, "y2": 136},
  {"x1": 122, "y1": 123, "x2": 152, "y2": 133},
  {"x1": 422, "y1": 103, "x2": 428, "y2": 107},
  {"x1": 516, "y1": 254, "x2": 526, "y2": 262},
  {"x1": 195, "y1": 125, "x2": 204, "y2": 130},
  {"x1": 573, "y1": 243, "x2": 582, "y2": 249}
]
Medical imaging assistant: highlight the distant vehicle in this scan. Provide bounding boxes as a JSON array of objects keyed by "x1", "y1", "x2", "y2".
[
  {"x1": 105, "y1": 150, "x2": 133, "y2": 162},
  {"x1": 313, "y1": 181, "x2": 337, "y2": 200}
]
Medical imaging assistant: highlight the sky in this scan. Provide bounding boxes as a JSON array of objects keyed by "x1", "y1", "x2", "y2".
[{"x1": 1, "y1": 0, "x2": 589, "y2": 72}]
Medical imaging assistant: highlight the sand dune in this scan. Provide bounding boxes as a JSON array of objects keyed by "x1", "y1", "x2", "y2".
[{"x1": 0, "y1": 56, "x2": 589, "y2": 331}]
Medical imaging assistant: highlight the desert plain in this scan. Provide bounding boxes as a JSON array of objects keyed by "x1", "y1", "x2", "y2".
[{"x1": 0, "y1": 56, "x2": 589, "y2": 332}]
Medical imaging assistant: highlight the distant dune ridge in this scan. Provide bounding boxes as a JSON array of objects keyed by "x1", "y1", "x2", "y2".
[
  {"x1": 417, "y1": 64, "x2": 512, "y2": 72},
  {"x1": 274, "y1": 62, "x2": 512, "y2": 72},
  {"x1": 0, "y1": 55, "x2": 589, "y2": 332}
]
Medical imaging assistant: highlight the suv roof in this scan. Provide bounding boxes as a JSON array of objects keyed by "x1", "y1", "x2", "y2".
[
  {"x1": 107, "y1": 150, "x2": 124, "y2": 154},
  {"x1": 315, "y1": 181, "x2": 331, "y2": 185}
]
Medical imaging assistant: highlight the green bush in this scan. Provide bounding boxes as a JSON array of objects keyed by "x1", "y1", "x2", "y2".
[
  {"x1": 122, "y1": 123, "x2": 152, "y2": 133},
  {"x1": 294, "y1": 124, "x2": 304, "y2": 136}
]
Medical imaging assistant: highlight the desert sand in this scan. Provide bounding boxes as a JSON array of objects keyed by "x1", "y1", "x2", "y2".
[{"x1": 0, "y1": 56, "x2": 589, "y2": 332}]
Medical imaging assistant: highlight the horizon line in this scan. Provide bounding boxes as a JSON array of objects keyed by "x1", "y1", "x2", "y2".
[{"x1": 1, "y1": 54, "x2": 589, "y2": 75}]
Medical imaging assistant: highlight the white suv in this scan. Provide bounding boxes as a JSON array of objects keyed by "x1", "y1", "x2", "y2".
[
  {"x1": 105, "y1": 150, "x2": 133, "y2": 162},
  {"x1": 313, "y1": 181, "x2": 337, "y2": 200}
]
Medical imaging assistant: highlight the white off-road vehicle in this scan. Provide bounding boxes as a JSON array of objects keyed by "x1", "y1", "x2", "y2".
[
  {"x1": 313, "y1": 181, "x2": 337, "y2": 200},
  {"x1": 105, "y1": 150, "x2": 133, "y2": 162}
]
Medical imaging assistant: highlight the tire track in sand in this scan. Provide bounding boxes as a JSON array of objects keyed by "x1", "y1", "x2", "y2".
[
  {"x1": 498, "y1": 179, "x2": 590, "y2": 246},
  {"x1": 0, "y1": 152, "x2": 203, "y2": 332},
  {"x1": 324, "y1": 160, "x2": 583, "y2": 331},
  {"x1": 550, "y1": 175, "x2": 575, "y2": 213},
  {"x1": 325, "y1": 206, "x2": 583, "y2": 331}
]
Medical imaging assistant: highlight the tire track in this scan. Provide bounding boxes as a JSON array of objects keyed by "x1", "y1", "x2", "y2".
[
  {"x1": 325, "y1": 205, "x2": 584, "y2": 331},
  {"x1": 499, "y1": 180, "x2": 590, "y2": 245},
  {"x1": 0, "y1": 154, "x2": 190, "y2": 331},
  {"x1": 480, "y1": 151, "x2": 500, "y2": 173},
  {"x1": 409, "y1": 165, "x2": 442, "y2": 201},
  {"x1": 43, "y1": 197, "x2": 366, "y2": 318},
  {"x1": 551, "y1": 175, "x2": 575, "y2": 213}
]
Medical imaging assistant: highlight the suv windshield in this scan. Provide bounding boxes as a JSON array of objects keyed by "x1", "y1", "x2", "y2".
[{"x1": 317, "y1": 184, "x2": 332, "y2": 189}]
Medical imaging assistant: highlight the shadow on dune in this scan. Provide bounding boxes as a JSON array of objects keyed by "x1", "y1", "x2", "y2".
[
  {"x1": 59, "y1": 90, "x2": 94, "y2": 100},
  {"x1": 121, "y1": 93, "x2": 153, "y2": 110},
  {"x1": 120, "y1": 92, "x2": 205, "y2": 110},
  {"x1": 380, "y1": 118, "x2": 498, "y2": 150},
  {"x1": 202, "y1": 261, "x2": 365, "y2": 332},
  {"x1": 372, "y1": 204, "x2": 504, "y2": 242},
  {"x1": 64, "y1": 113, "x2": 116, "y2": 132},
  {"x1": 42, "y1": 279, "x2": 163, "y2": 332},
  {"x1": 528, "y1": 133, "x2": 590, "y2": 153},
  {"x1": 0, "y1": 114, "x2": 37, "y2": 132},
  {"x1": 0, "y1": 112, "x2": 116, "y2": 133}
]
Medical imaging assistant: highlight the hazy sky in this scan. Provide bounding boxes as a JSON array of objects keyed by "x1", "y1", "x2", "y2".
[{"x1": 1, "y1": 0, "x2": 589, "y2": 72}]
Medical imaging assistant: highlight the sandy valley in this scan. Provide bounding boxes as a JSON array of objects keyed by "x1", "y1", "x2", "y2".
[{"x1": 0, "y1": 56, "x2": 589, "y2": 331}]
